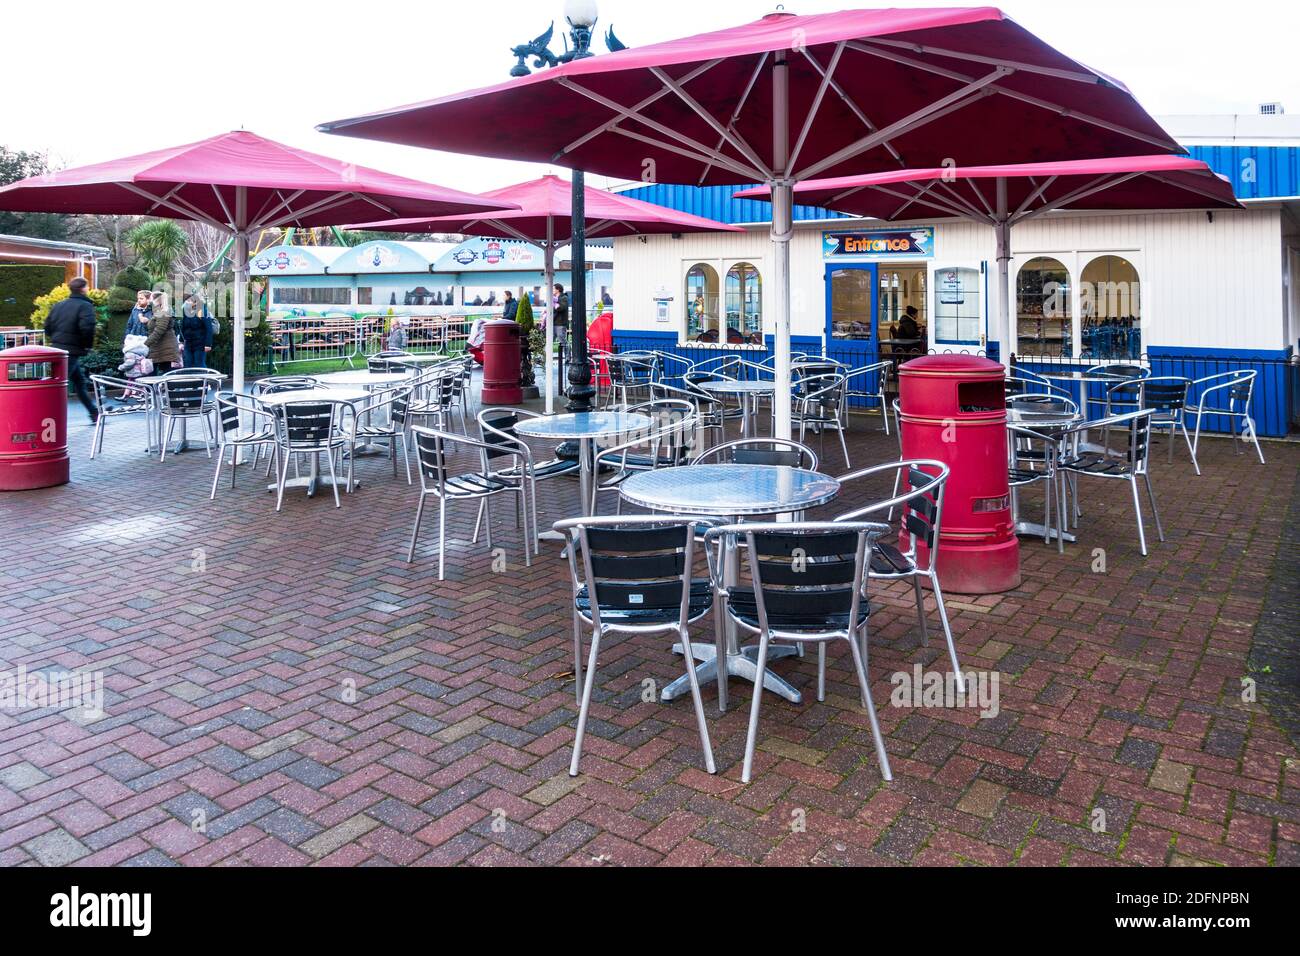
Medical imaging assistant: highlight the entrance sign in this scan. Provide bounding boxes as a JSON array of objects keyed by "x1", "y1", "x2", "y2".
[{"x1": 823, "y1": 227, "x2": 934, "y2": 260}]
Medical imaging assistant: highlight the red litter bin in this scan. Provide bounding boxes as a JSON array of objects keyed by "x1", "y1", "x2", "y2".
[
  {"x1": 480, "y1": 319, "x2": 523, "y2": 405},
  {"x1": 898, "y1": 353, "x2": 1019, "y2": 594},
  {"x1": 0, "y1": 344, "x2": 70, "y2": 491}
]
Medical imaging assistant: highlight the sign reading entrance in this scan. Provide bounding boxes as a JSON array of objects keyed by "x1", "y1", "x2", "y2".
[{"x1": 823, "y1": 227, "x2": 934, "y2": 260}]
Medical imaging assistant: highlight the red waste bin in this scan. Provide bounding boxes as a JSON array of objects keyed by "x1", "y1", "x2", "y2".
[
  {"x1": 898, "y1": 353, "x2": 1019, "y2": 594},
  {"x1": 0, "y1": 344, "x2": 70, "y2": 491},
  {"x1": 481, "y1": 319, "x2": 523, "y2": 405}
]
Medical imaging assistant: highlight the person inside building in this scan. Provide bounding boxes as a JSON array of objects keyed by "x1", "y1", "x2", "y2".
[
  {"x1": 897, "y1": 305, "x2": 922, "y2": 341},
  {"x1": 501, "y1": 290, "x2": 518, "y2": 321},
  {"x1": 44, "y1": 276, "x2": 99, "y2": 423}
]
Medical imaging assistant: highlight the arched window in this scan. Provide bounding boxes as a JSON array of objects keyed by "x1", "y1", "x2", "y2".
[
  {"x1": 1081, "y1": 255, "x2": 1141, "y2": 360},
  {"x1": 725, "y1": 262, "x2": 762, "y2": 340},
  {"x1": 1016, "y1": 256, "x2": 1072, "y2": 357},
  {"x1": 685, "y1": 263, "x2": 720, "y2": 341}
]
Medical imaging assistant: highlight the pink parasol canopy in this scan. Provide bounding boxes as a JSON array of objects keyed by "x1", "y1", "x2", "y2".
[
  {"x1": 319, "y1": 7, "x2": 1183, "y2": 435},
  {"x1": 735, "y1": 155, "x2": 1241, "y2": 355},
  {"x1": 349, "y1": 173, "x2": 742, "y2": 412},
  {"x1": 0, "y1": 130, "x2": 517, "y2": 392}
]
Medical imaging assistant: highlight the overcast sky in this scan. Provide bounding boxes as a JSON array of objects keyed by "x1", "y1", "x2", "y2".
[{"x1": 5, "y1": 0, "x2": 1298, "y2": 192}]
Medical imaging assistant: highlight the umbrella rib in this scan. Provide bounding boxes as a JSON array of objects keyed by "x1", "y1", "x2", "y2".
[
  {"x1": 1012, "y1": 175, "x2": 1060, "y2": 219},
  {"x1": 554, "y1": 61, "x2": 721, "y2": 162},
  {"x1": 610, "y1": 126, "x2": 766, "y2": 182},
  {"x1": 900, "y1": 180, "x2": 988, "y2": 223},
  {"x1": 697, "y1": 53, "x2": 768, "y2": 187},
  {"x1": 210, "y1": 184, "x2": 236, "y2": 227},
  {"x1": 787, "y1": 42, "x2": 847, "y2": 177},
  {"x1": 648, "y1": 67, "x2": 771, "y2": 177},
  {"x1": 251, "y1": 190, "x2": 309, "y2": 230},
  {"x1": 1143, "y1": 170, "x2": 1238, "y2": 206},
  {"x1": 1011, "y1": 172, "x2": 1140, "y2": 224},
  {"x1": 116, "y1": 183, "x2": 228, "y2": 232},
  {"x1": 799, "y1": 48, "x2": 905, "y2": 168},
  {"x1": 847, "y1": 40, "x2": 1179, "y2": 153},
  {"x1": 798, "y1": 70, "x2": 1009, "y2": 181},
  {"x1": 963, "y1": 178, "x2": 995, "y2": 218},
  {"x1": 856, "y1": 37, "x2": 1107, "y2": 86}
]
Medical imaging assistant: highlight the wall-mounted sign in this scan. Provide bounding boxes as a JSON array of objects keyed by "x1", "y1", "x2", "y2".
[{"x1": 823, "y1": 227, "x2": 934, "y2": 260}]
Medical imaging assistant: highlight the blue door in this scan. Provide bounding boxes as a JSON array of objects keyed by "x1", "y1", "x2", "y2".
[{"x1": 824, "y1": 263, "x2": 877, "y2": 364}]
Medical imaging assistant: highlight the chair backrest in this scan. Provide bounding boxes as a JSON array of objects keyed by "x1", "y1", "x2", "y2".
[
  {"x1": 478, "y1": 408, "x2": 528, "y2": 464},
  {"x1": 1141, "y1": 377, "x2": 1190, "y2": 412},
  {"x1": 563, "y1": 517, "x2": 700, "y2": 631},
  {"x1": 89, "y1": 374, "x2": 149, "y2": 410},
  {"x1": 411, "y1": 426, "x2": 450, "y2": 491},
  {"x1": 713, "y1": 522, "x2": 887, "y2": 635},
  {"x1": 797, "y1": 372, "x2": 847, "y2": 411},
  {"x1": 276, "y1": 401, "x2": 339, "y2": 448},
  {"x1": 624, "y1": 399, "x2": 697, "y2": 467},
  {"x1": 255, "y1": 376, "x2": 318, "y2": 395},
  {"x1": 690, "y1": 438, "x2": 818, "y2": 471},
  {"x1": 157, "y1": 376, "x2": 209, "y2": 412},
  {"x1": 834, "y1": 460, "x2": 950, "y2": 573}
]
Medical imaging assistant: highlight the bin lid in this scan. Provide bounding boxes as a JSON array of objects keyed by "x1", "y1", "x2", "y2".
[
  {"x1": 899, "y1": 353, "x2": 1002, "y2": 377},
  {"x1": 484, "y1": 319, "x2": 519, "y2": 327},
  {"x1": 0, "y1": 344, "x2": 67, "y2": 360}
]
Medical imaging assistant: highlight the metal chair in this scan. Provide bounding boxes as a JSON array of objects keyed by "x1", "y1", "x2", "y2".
[
  {"x1": 1139, "y1": 376, "x2": 1199, "y2": 473},
  {"x1": 1087, "y1": 363, "x2": 1148, "y2": 423},
  {"x1": 348, "y1": 386, "x2": 414, "y2": 487},
  {"x1": 607, "y1": 353, "x2": 659, "y2": 408},
  {"x1": 844, "y1": 361, "x2": 892, "y2": 434},
  {"x1": 791, "y1": 372, "x2": 851, "y2": 469},
  {"x1": 271, "y1": 399, "x2": 351, "y2": 510},
  {"x1": 209, "y1": 393, "x2": 278, "y2": 500},
  {"x1": 689, "y1": 437, "x2": 818, "y2": 471},
  {"x1": 407, "y1": 425, "x2": 531, "y2": 580},
  {"x1": 651, "y1": 381, "x2": 726, "y2": 450},
  {"x1": 87, "y1": 374, "x2": 151, "y2": 460},
  {"x1": 589, "y1": 399, "x2": 697, "y2": 513},
  {"x1": 557, "y1": 515, "x2": 717, "y2": 776},
  {"x1": 1057, "y1": 409, "x2": 1163, "y2": 556},
  {"x1": 705, "y1": 521, "x2": 893, "y2": 784},
  {"x1": 369, "y1": 350, "x2": 415, "y2": 373},
  {"x1": 477, "y1": 407, "x2": 581, "y2": 555},
  {"x1": 835, "y1": 461, "x2": 964, "y2": 686},
  {"x1": 1189, "y1": 370, "x2": 1265, "y2": 466},
  {"x1": 155, "y1": 375, "x2": 218, "y2": 461},
  {"x1": 251, "y1": 376, "x2": 319, "y2": 395}
]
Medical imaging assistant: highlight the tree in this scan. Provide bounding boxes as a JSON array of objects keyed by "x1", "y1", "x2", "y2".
[
  {"x1": 0, "y1": 146, "x2": 70, "y2": 240},
  {"x1": 177, "y1": 221, "x2": 231, "y2": 279},
  {"x1": 126, "y1": 219, "x2": 189, "y2": 282}
]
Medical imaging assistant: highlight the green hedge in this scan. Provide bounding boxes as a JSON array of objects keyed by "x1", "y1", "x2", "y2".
[{"x1": 0, "y1": 264, "x2": 65, "y2": 326}]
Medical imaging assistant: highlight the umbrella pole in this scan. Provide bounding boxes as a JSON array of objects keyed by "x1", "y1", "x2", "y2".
[
  {"x1": 995, "y1": 178, "x2": 1012, "y2": 368},
  {"x1": 771, "y1": 51, "x2": 793, "y2": 442},
  {"x1": 544, "y1": 226, "x2": 555, "y2": 415},
  {"x1": 233, "y1": 188, "x2": 249, "y2": 397}
]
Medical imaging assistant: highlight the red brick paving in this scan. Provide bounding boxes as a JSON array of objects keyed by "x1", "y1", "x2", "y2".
[{"x1": 0, "y1": 394, "x2": 1297, "y2": 867}]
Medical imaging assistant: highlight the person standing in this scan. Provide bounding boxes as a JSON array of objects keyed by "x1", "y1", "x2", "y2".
[
  {"x1": 145, "y1": 292, "x2": 181, "y2": 375},
  {"x1": 501, "y1": 290, "x2": 518, "y2": 321},
  {"x1": 178, "y1": 292, "x2": 212, "y2": 368},
  {"x1": 552, "y1": 283, "x2": 569, "y2": 330},
  {"x1": 125, "y1": 289, "x2": 152, "y2": 336},
  {"x1": 44, "y1": 277, "x2": 99, "y2": 423}
]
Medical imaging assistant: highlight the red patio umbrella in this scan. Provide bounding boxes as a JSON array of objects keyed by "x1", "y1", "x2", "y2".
[
  {"x1": 318, "y1": 7, "x2": 1182, "y2": 435},
  {"x1": 735, "y1": 155, "x2": 1241, "y2": 356},
  {"x1": 349, "y1": 173, "x2": 743, "y2": 411},
  {"x1": 0, "y1": 130, "x2": 517, "y2": 393}
]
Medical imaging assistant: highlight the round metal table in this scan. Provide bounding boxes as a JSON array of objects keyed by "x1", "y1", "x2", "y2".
[
  {"x1": 311, "y1": 370, "x2": 412, "y2": 454},
  {"x1": 255, "y1": 387, "x2": 370, "y2": 497},
  {"x1": 698, "y1": 379, "x2": 776, "y2": 438},
  {"x1": 620, "y1": 463, "x2": 841, "y2": 708},
  {"x1": 516, "y1": 411, "x2": 654, "y2": 532},
  {"x1": 137, "y1": 371, "x2": 224, "y2": 455}
]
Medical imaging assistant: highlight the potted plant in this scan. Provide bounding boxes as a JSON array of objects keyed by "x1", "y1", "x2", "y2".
[{"x1": 516, "y1": 293, "x2": 540, "y2": 399}]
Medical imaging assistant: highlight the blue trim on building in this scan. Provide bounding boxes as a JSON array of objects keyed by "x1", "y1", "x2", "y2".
[
  {"x1": 617, "y1": 183, "x2": 848, "y2": 225},
  {"x1": 1186, "y1": 145, "x2": 1300, "y2": 201}
]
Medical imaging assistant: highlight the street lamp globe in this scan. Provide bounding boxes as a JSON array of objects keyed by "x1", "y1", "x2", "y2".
[{"x1": 565, "y1": 0, "x2": 598, "y2": 29}]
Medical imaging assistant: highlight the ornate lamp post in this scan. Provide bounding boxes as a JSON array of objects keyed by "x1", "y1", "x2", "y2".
[{"x1": 510, "y1": 0, "x2": 624, "y2": 413}]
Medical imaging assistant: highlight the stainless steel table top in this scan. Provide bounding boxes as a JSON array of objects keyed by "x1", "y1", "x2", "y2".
[
  {"x1": 698, "y1": 379, "x2": 777, "y2": 394},
  {"x1": 1041, "y1": 370, "x2": 1136, "y2": 384},
  {"x1": 254, "y1": 387, "x2": 370, "y2": 406},
  {"x1": 311, "y1": 370, "x2": 412, "y2": 387},
  {"x1": 515, "y1": 411, "x2": 653, "y2": 440},
  {"x1": 620, "y1": 464, "x2": 840, "y2": 516},
  {"x1": 1006, "y1": 404, "x2": 1083, "y2": 430},
  {"x1": 137, "y1": 372, "x2": 224, "y2": 385}
]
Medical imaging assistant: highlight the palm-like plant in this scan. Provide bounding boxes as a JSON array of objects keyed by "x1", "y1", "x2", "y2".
[{"x1": 126, "y1": 219, "x2": 189, "y2": 282}]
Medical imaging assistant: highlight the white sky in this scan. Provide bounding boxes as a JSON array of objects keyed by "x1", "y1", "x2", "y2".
[{"x1": 5, "y1": 0, "x2": 1298, "y2": 193}]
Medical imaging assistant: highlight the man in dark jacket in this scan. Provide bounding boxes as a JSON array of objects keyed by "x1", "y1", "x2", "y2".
[
  {"x1": 553, "y1": 284, "x2": 569, "y2": 328},
  {"x1": 501, "y1": 290, "x2": 518, "y2": 321},
  {"x1": 178, "y1": 293, "x2": 213, "y2": 368},
  {"x1": 44, "y1": 277, "x2": 99, "y2": 422}
]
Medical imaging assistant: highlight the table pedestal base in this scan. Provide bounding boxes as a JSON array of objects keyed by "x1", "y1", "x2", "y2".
[
  {"x1": 663, "y1": 642, "x2": 803, "y2": 706},
  {"x1": 1015, "y1": 520, "x2": 1075, "y2": 543}
]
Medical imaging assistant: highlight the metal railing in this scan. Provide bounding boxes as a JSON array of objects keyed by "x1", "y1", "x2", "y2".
[
  {"x1": 263, "y1": 311, "x2": 486, "y2": 370},
  {"x1": 1, "y1": 328, "x2": 45, "y2": 350}
]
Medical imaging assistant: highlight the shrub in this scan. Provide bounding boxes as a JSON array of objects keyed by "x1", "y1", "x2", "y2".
[
  {"x1": 30, "y1": 283, "x2": 109, "y2": 329},
  {"x1": 0, "y1": 264, "x2": 65, "y2": 326},
  {"x1": 111, "y1": 266, "x2": 151, "y2": 292},
  {"x1": 515, "y1": 293, "x2": 534, "y2": 333}
]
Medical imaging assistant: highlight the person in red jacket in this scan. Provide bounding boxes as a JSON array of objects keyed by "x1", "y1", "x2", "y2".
[{"x1": 44, "y1": 277, "x2": 99, "y2": 423}]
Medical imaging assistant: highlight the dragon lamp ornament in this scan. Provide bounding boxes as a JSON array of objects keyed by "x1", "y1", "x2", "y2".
[{"x1": 510, "y1": 0, "x2": 626, "y2": 76}]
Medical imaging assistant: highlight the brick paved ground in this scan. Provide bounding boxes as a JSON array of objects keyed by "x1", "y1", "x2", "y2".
[{"x1": 1, "y1": 386, "x2": 1297, "y2": 867}]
